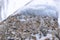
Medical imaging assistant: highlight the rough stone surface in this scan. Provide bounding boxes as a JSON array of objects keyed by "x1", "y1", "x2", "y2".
[{"x1": 0, "y1": 7, "x2": 59, "y2": 40}]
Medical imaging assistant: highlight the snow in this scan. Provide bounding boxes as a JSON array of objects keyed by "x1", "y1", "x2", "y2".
[
  {"x1": 28, "y1": 33, "x2": 53, "y2": 40},
  {"x1": 7, "y1": 0, "x2": 31, "y2": 17},
  {"x1": 11, "y1": 31, "x2": 16, "y2": 34},
  {"x1": 39, "y1": 34, "x2": 52, "y2": 40},
  {"x1": 20, "y1": 19, "x2": 26, "y2": 21},
  {"x1": 26, "y1": 0, "x2": 56, "y2": 7},
  {"x1": 20, "y1": 5, "x2": 58, "y2": 19}
]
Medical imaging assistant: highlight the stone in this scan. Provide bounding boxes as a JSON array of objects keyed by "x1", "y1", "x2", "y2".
[{"x1": 0, "y1": 5, "x2": 58, "y2": 40}]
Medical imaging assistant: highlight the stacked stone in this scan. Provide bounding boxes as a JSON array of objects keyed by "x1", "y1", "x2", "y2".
[{"x1": 0, "y1": 12, "x2": 58, "y2": 40}]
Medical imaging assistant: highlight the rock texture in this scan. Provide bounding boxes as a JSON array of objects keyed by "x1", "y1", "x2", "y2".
[{"x1": 0, "y1": 6, "x2": 59, "y2": 40}]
